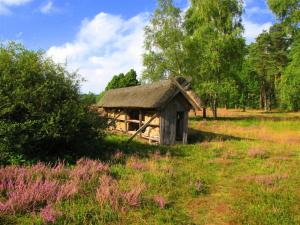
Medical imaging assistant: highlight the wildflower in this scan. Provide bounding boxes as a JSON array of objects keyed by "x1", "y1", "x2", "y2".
[
  {"x1": 122, "y1": 184, "x2": 144, "y2": 207},
  {"x1": 153, "y1": 196, "x2": 166, "y2": 208},
  {"x1": 40, "y1": 204, "x2": 61, "y2": 223}
]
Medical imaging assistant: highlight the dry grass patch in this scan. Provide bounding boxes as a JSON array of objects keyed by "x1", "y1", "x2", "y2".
[
  {"x1": 209, "y1": 158, "x2": 233, "y2": 165},
  {"x1": 248, "y1": 147, "x2": 268, "y2": 158},
  {"x1": 242, "y1": 173, "x2": 289, "y2": 186}
]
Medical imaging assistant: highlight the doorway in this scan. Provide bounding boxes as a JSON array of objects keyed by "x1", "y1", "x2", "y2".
[{"x1": 176, "y1": 112, "x2": 184, "y2": 141}]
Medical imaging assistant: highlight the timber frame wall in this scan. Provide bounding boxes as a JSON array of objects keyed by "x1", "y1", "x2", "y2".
[{"x1": 106, "y1": 109, "x2": 161, "y2": 144}]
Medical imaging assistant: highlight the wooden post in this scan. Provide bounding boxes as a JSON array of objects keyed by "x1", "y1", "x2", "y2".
[
  {"x1": 182, "y1": 111, "x2": 188, "y2": 144},
  {"x1": 125, "y1": 110, "x2": 128, "y2": 133},
  {"x1": 139, "y1": 110, "x2": 142, "y2": 136},
  {"x1": 127, "y1": 112, "x2": 159, "y2": 143}
]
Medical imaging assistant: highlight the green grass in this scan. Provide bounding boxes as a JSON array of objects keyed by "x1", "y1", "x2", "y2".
[{"x1": 2, "y1": 110, "x2": 300, "y2": 225}]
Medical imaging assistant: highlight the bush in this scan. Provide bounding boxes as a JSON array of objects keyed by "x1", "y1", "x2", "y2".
[{"x1": 0, "y1": 42, "x2": 106, "y2": 164}]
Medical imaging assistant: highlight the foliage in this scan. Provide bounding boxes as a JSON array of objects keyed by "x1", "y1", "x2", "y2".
[
  {"x1": 105, "y1": 69, "x2": 139, "y2": 91},
  {"x1": 0, "y1": 42, "x2": 106, "y2": 164},
  {"x1": 280, "y1": 34, "x2": 300, "y2": 111},
  {"x1": 96, "y1": 91, "x2": 106, "y2": 102},
  {"x1": 184, "y1": 0, "x2": 245, "y2": 117},
  {"x1": 142, "y1": 0, "x2": 185, "y2": 82},
  {"x1": 80, "y1": 92, "x2": 98, "y2": 106},
  {"x1": 267, "y1": 0, "x2": 300, "y2": 35},
  {"x1": 237, "y1": 50, "x2": 261, "y2": 110},
  {"x1": 247, "y1": 23, "x2": 290, "y2": 111}
]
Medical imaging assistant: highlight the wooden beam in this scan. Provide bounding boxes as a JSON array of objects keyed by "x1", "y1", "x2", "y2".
[
  {"x1": 127, "y1": 112, "x2": 159, "y2": 143},
  {"x1": 107, "y1": 111, "x2": 122, "y2": 126},
  {"x1": 171, "y1": 77, "x2": 199, "y2": 110}
]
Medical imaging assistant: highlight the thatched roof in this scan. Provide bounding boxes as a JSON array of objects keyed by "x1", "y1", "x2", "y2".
[
  {"x1": 187, "y1": 90, "x2": 202, "y2": 111},
  {"x1": 98, "y1": 78, "x2": 198, "y2": 109}
]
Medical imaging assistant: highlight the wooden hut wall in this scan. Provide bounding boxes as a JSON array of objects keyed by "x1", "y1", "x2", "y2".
[
  {"x1": 160, "y1": 93, "x2": 190, "y2": 145},
  {"x1": 106, "y1": 109, "x2": 161, "y2": 142}
]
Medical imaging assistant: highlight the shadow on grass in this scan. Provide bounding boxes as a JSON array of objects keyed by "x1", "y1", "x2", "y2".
[
  {"x1": 188, "y1": 128, "x2": 250, "y2": 144},
  {"x1": 190, "y1": 115, "x2": 300, "y2": 122},
  {"x1": 99, "y1": 134, "x2": 187, "y2": 161},
  {"x1": 34, "y1": 128, "x2": 252, "y2": 165},
  {"x1": 27, "y1": 134, "x2": 188, "y2": 165},
  {"x1": 93, "y1": 129, "x2": 251, "y2": 162}
]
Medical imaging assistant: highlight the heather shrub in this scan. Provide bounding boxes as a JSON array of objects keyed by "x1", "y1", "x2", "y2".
[
  {"x1": 127, "y1": 159, "x2": 147, "y2": 171},
  {"x1": 153, "y1": 195, "x2": 166, "y2": 208},
  {"x1": 70, "y1": 158, "x2": 109, "y2": 182},
  {"x1": 40, "y1": 204, "x2": 62, "y2": 223},
  {"x1": 96, "y1": 175, "x2": 145, "y2": 212},
  {"x1": 96, "y1": 175, "x2": 120, "y2": 211},
  {"x1": 0, "y1": 158, "x2": 108, "y2": 219},
  {"x1": 122, "y1": 183, "x2": 145, "y2": 207}
]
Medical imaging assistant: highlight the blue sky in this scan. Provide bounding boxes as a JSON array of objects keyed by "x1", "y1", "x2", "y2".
[{"x1": 0, "y1": 0, "x2": 275, "y2": 93}]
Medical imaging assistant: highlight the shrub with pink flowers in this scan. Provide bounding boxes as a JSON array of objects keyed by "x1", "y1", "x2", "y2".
[
  {"x1": 153, "y1": 195, "x2": 166, "y2": 209},
  {"x1": 0, "y1": 158, "x2": 109, "y2": 223},
  {"x1": 40, "y1": 204, "x2": 62, "y2": 223},
  {"x1": 96, "y1": 175, "x2": 145, "y2": 211}
]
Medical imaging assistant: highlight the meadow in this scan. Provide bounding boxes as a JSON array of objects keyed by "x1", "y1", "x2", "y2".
[{"x1": 1, "y1": 109, "x2": 300, "y2": 225}]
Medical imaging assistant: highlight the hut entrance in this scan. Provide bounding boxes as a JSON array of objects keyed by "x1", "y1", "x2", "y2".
[{"x1": 176, "y1": 112, "x2": 184, "y2": 141}]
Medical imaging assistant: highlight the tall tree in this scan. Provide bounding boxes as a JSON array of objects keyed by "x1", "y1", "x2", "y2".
[
  {"x1": 267, "y1": 0, "x2": 299, "y2": 111},
  {"x1": 142, "y1": 0, "x2": 185, "y2": 82},
  {"x1": 184, "y1": 0, "x2": 245, "y2": 118},
  {"x1": 280, "y1": 33, "x2": 300, "y2": 111},
  {"x1": 105, "y1": 69, "x2": 139, "y2": 91},
  {"x1": 237, "y1": 46, "x2": 261, "y2": 111},
  {"x1": 249, "y1": 24, "x2": 290, "y2": 111},
  {"x1": 267, "y1": 0, "x2": 299, "y2": 35},
  {"x1": 249, "y1": 32, "x2": 273, "y2": 111}
]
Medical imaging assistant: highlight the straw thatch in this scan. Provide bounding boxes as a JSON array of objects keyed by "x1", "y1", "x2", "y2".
[
  {"x1": 99, "y1": 79, "x2": 184, "y2": 109},
  {"x1": 187, "y1": 90, "x2": 202, "y2": 111}
]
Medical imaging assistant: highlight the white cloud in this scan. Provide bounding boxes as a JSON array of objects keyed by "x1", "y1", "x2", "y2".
[
  {"x1": 0, "y1": 0, "x2": 32, "y2": 15},
  {"x1": 243, "y1": 20, "x2": 272, "y2": 43},
  {"x1": 246, "y1": 6, "x2": 271, "y2": 15},
  {"x1": 47, "y1": 12, "x2": 149, "y2": 93},
  {"x1": 0, "y1": 0, "x2": 31, "y2": 5},
  {"x1": 40, "y1": 1, "x2": 53, "y2": 14}
]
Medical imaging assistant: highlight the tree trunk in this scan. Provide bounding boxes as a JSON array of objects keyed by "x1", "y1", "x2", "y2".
[
  {"x1": 260, "y1": 85, "x2": 265, "y2": 110},
  {"x1": 202, "y1": 107, "x2": 207, "y2": 120},
  {"x1": 211, "y1": 98, "x2": 218, "y2": 119},
  {"x1": 263, "y1": 89, "x2": 267, "y2": 112},
  {"x1": 269, "y1": 93, "x2": 272, "y2": 111}
]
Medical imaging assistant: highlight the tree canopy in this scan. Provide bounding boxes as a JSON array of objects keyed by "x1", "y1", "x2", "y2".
[
  {"x1": 142, "y1": 0, "x2": 185, "y2": 82},
  {"x1": 141, "y1": 0, "x2": 299, "y2": 115},
  {"x1": 184, "y1": 0, "x2": 245, "y2": 117},
  {"x1": 105, "y1": 69, "x2": 139, "y2": 91}
]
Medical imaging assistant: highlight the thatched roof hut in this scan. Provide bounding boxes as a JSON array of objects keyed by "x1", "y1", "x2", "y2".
[{"x1": 99, "y1": 77, "x2": 200, "y2": 145}]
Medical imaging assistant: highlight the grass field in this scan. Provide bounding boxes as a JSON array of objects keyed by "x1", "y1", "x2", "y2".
[{"x1": 1, "y1": 109, "x2": 300, "y2": 225}]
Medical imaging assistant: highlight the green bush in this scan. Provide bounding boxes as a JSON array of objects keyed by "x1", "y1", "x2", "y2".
[{"x1": 0, "y1": 42, "x2": 106, "y2": 164}]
